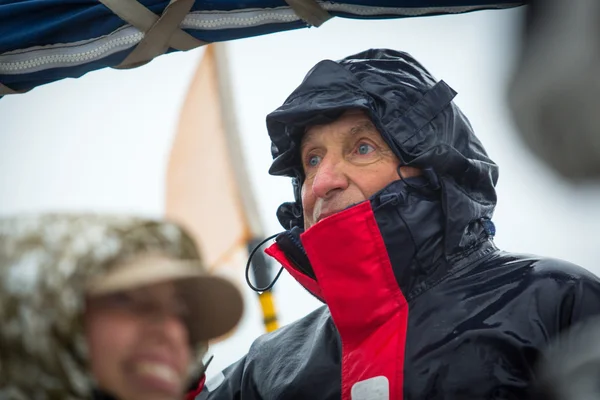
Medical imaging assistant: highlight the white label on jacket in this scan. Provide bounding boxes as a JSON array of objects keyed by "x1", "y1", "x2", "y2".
[
  {"x1": 205, "y1": 371, "x2": 225, "y2": 392},
  {"x1": 351, "y1": 376, "x2": 390, "y2": 400}
]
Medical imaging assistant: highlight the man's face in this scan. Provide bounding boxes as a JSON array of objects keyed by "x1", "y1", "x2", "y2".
[
  {"x1": 85, "y1": 282, "x2": 192, "y2": 400},
  {"x1": 300, "y1": 110, "x2": 416, "y2": 229}
]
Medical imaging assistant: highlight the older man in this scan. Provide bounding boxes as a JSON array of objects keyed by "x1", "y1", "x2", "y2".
[{"x1": 196, "y1": 49, "x2": 600, "y2": 400}]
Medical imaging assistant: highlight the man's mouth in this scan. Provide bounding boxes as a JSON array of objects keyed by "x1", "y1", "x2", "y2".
[
  {"x1": 315, "y1": 210, "x2": 338, "y2": 223},
  {"x1": 315, "y1": 202, "x2": 364, "y2": 224},
  {"x1": 135, "y1": 362, "x2": 179, "y2": 384},
  {"x1": 316, "y1": 205, "x2": 354, "y2": 223},
  {"x1": 128, "y1": 356, "x2": 184, "y2": 395}
]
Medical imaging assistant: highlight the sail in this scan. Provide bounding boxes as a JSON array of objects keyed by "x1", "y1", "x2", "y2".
[{"x1": 165, "y1": 44, "x2": 279, "y2": 336}]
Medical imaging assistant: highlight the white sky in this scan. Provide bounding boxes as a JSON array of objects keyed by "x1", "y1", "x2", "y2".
[{"x1": 1, "y1": 6, "x2": 599, "y2": 378}]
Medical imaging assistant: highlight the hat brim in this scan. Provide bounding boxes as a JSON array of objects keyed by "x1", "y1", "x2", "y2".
[
  {"x1": 87, "y1": 257, "x2": 244, "y2": 342},
  {"x1": 179, "y1": 274, "x2": 244, "y2": 342}
]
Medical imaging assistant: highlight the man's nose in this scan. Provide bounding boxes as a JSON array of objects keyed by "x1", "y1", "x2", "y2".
[
  {"x1": 311, "y1": 157, "x2": 349, "y2": 199},
  {"x1": 144, "y1": 305, "x2": 189, "y2": 344}
]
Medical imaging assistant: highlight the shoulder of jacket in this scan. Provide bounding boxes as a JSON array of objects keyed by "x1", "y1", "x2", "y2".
[
  {"x1": 493, "y1": 251, "x2": 599, "y2": 284},
  {"x1": 531, "y1": 257, "x2": 597, "y2": 283},
  {"x1": 249, "y1": 305, "x2": 331, "y2": 353}
]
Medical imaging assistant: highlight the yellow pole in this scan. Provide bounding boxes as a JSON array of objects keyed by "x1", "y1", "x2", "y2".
[{"x1": 258, "y1": 291, "x2": 279, "y2": 332}]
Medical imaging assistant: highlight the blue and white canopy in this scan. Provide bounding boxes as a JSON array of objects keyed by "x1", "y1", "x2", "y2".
[{"x1": 0, "y1": 0, "x2": 524, "y2": 95}]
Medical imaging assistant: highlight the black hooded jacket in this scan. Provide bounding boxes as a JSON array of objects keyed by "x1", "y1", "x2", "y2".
[{"x1": 196, "y1": 49, "x2": 600, "y2": 400}]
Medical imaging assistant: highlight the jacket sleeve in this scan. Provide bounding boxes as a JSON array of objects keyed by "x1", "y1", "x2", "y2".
[
  {"x1": 559, "y1": 264, "x2": 600, "y2": 330},
  {"x1": 571, "y1": 273, "x2": 600, "y2": 322}
]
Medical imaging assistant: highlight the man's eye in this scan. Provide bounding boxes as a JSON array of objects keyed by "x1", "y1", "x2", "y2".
[
  {"x1": 97, "y1": 292, "x2": 137, "y2": 309},
  {"x1": 307, "y1": 155, "x2": 321, "y2": 167},
  {"x1": 357, "y1": 143, "x2": 375, "y2": 155}
]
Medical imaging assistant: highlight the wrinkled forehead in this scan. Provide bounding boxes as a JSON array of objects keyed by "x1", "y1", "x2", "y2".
[{"x1": 300, "y1": 109, "x2": 380, "y2": 149}]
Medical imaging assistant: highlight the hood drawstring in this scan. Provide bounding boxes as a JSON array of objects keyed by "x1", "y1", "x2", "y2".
[{"x1": 245, "y1": 232, "x2": 284, "y2": 293}]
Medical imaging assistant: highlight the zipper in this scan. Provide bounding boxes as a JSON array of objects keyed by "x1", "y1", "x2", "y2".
[
  {"x1": 0, "y1": 26, "x2": 143, "y2": 74},
  {"x1": 181, "y1": 8, "x2": 298, "y2": 30},
  {"x1": 276, "y1": 229, "x2": 316, "y2": 280}
]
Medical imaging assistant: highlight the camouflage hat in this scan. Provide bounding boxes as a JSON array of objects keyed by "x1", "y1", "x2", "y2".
[{"x1": 0, "y1": 213, "x2": 243, "y2": 400}]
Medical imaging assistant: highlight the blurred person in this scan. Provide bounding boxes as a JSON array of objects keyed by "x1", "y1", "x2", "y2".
[
  {"x1": 0, "y1": 213, "x2": 243, "y2": 400},
  {"x1": 535, "y1": 315, "x2": 600, "y2": 400},
  {"x1": 508, "y1": 0, "x2": 600, "y2": 181},
  {"x1": 196, "y1": 49, "x2": 600, "y2": 399}
]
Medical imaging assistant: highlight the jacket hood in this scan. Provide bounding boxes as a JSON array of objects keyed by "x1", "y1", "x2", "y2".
[
  {"x1": 0, "y1": 213, "x2": 208, "y2": 400},
  {"x1": 266, "y1": 48, "x2": 498, "y2": 255}
]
